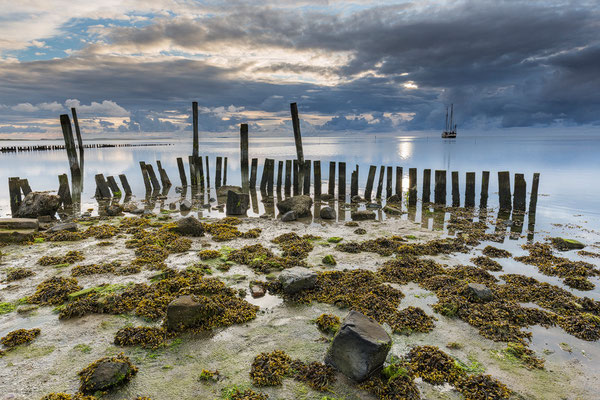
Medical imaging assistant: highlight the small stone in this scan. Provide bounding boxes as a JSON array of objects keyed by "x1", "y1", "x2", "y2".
[
  {"x1": 122, "y1": 202, "x2": 138, "y2": 212},
  {"x1": 47, "y1": 222, "x2": 77, "y2": 233},
  {"x1": 325, "y1": 310, "x2": 392, "y2": 382},
  {"x1": 552, "y1": 237, "x2": 586, "y2": 250},
  {"x1": 173, "y1": 216, "x2": 204, "y2": 236},
  {"x1": 383, "y1": 204, "x2": 403, "y2": 215},
  {"x1": 354, "y1": 228, "x2": 367, "y2": 235},
  {"x1": 365, "y1": 203, "x2": 381, "y2": 209},
  {"x1": 226, "y1": 190, "x2": 250, "y2": 215},
  {"x1": 131, "y1": 208, "x2": 144, "y2": 215},
  {"x1": 322, "y1": 255, "x2": 336, "y2": 265},
  {"x1": 351, "y1": 195, "x2": 363, "y2": 203},
  {"x1": 250, "y1": 285, "x2": 265, "y2": 298},
  {"x1": 351, "y1": 210, "x2": 376, "y2": 221},
  {"x1": 320, "y1": 206, "x2": 336, "y2": 220},
  {"x1": 281, "y1": 210, "x2": 297, "y2": 222},
  {"x1": 180, "y1": 200, "x2": 192, "y2": 211},
  {"x1": 464, "y1": 283, "x2": 494, "y2": 302},
  {"x1": 278, "y1": 267, "x2": 317, "y2": 294},
  {"x1": 169, "y1": 202, "x2": 177, "y2": 210},
  {"x1": 106, "y1": 204, "x2": 123, "y2": 216}
]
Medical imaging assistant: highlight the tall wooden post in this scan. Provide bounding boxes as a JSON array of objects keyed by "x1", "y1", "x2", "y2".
[
  {"x1": 303, "y1": 160, "x2": 311, "y2": 195},
  {"x1": 434, "y1": 170, "x2": 446, "y2": 205},
  {"x1": 351, "y1": 165, "x2": 359, "y2": 198},
  {"x1": 267, "y1": 159, "x2": 275, "y2": 196},
  {"x1": 386, "y1": 166, "x2": 393, "y2": 199},
  {"x1": 140, "y1": 161, "x2": 152, "y2": 193},
  {"x1": 465, "y1": 172, "x2": 475, "y2": 208},
  {"x1": 215, "y1": 156, "x2": 222, "y2": 189},
  {"x1": 146, "y1": 164, "x2": 161, "y2": 192},
  {"x1": 338, "y1": 162, "x2": 346, "y2": 201},
  {"x1": 177, "y1": 157, "x2": 188, "y2": 187},
  {"x1": 408, "y1": 168, "x2": 417, "y2": 206},
  {"x1": 8, "y1": 177, "x2": 21, "y2": 215},
  {"x1": 328, "y1": 161, "x2": 336, "y2": 196},
  {"x1": 192, "y1": 102, "x2": 199, "y2": 158},
  {"x1": 94, "y1": 174, "x2": 111, "y2": 199},
  {"x1": 376, "y1": 166, "x2": 385, "y2": 200},
  {"x1": 365, "y1": 165, "x2": 377, "y2": 201},
  {"x1": 293, "y1": 160, "x2": 299, "y2": 195},
  {"x1": 59, "y1": 114, "x2": 81, "y2": 179},
  {"x1": 313, "y1": 160, "x2": 321, "y2": 197},
  {"x1": 205, "y1": 156, "x2": 210, "y2": 188},
  {"x1": 285, "y1": 160, "x2": 292, "y2": 196},
  {"x1": 156, "y1": 160, "x2": 171, "y2": 188},
  {"x1": 188, "y1": 156, "x2": 197, "y2": 187},
  {"x1": 58, "y1": 174, "x2": 73, "y2": 206},
  {"x1": 223, "y1": 157, "x2": 228, "y2": 185},
  {"x1": 250, "y1": 158, "x2": 258, "y2": 188},
  {"x1": 260, "y1": 159, "x2": 269, "y2": 192},
  {"x1": 290, "y1": 103, "x2": 305, "y2": 188},
  {"x1": 240, "y1": 124, "x2": 249, "y2": 192},
  {"x1": 498, "y1": 171, "x2": 511, "y2": 211},
  {"x1": 395, "y1": 167, "x2": 403, "y2": 196},
  {"x1": 19, "y1": 179, "x2": 32, "y2": 196},
  {"x1": 529, "y1": 172, "x2": 540, "y2": 213},
  {"x1": 277, "y1": 160, "x2": 284, "y2": 193},
  {"x1": 451, "y1": 171, "x2": 459, "y2": 207},
  {"x1": 119, "y1": 174, "x2": 132, "y2": 196},
  {"x1": 513, "y1": 173, "x2": 526, "y2": 211},
  {"x1": 480, "y1": 171, "x2": 490, "y2": 208},
  {"x1": 71, "y1": 108, "x2": 84, "y2": 156},
  {"x1": 106, "y1": 176, "x2": 121, "y2": 197},
  {"x1": 422, "y1": 169, "x2": 431, "y2": 204}
]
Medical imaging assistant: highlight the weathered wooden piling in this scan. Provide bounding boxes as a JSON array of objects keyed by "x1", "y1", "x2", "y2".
[
  {"x1": 267, "y1": 159, "x2": 275, "y2": 195},
  {"x1": 328, "y1": 162, "x2": 336, "y2": 196},
  {"x1": 290, "y1": 103, "x2": 305, "y2": 189},
  {"x1": 351, "y1": 165, "x2": 359, "y2": 198},
  {"x1": 156, "y1": 161, "x2": 171, "y2": 188},
  {"x1": 386, "y1": 166, "x2": 393, "y2": 199},
  {"x1": 364, "y1": 165, "x2": 377, "y2": 201},
  {"x1": 396, "y1": 167, "x2": 403, "y2": 196},
  {"x1": 177, "y1": 157, "x2": 187, "y2": 187},
  {"x1": 303, "y1": 160, "x2": 311, "y2": 195},
  {"x1": 71, "y1": 108, "x2": 84, "y2": 156},
  {"x1": 106, "y1": 176, "x2": 121, "y2": 197},
  {"x1": 498, "y1": 171, "x2": 512, "y2": 210},
  {"x1": 8, "y1": 177, "x2": 21, "y2": 215},
  {"x1": 451, "y1": 171, "x2": 460, "y2": 207},
  {"x1": 139, "y1": 162, "x2": 152, "y2": 192},
  {"x1": 434, "y1": 170, "x2": 446, "y2": 205},
  {"x1": 215, "y1": 156, "x2": 223, "y2": 189},
  {"x1": 145, "y1": 164, "x2": 161, "y2": 192},
  {"x1": 192, "y1": 102, "x2": 199, "y2": 158},
  {"x1": 285, "y1": 160, "x2": 292, "y2": 196},
  {"x1": 223, "y1": 157, "x2": 228, "y2": 185},
  {"x1": 338, "y1": 162, "x2": 346, "y2": 201},
  {"x1": 95, "y1": 174, "x2": 111, "y2": 198},
  {"x1": 119, "y1": 174, "x2": 132, "y2": 196},
  {"x1": 188, "y1": 156, "x2": 197, "y2": 187},
  {"x1": 513, "y1": 173, "x2": 527, "y2": 211},
  {"x1": 376, "y1": 166, "x2": 385, "y2": 200},
  {"x1": 277, "y1": 160, "x2": 284, "y2": 193},
  {"x1": 313, "y1": 161, "x2": 321, "y2": 197},
  {"x1": 422, "y1": 169, "x2": 431, "y2": 203},
  {"x1": 480, "y1": 171, "x2": 490, "y2": 208},
  {"x1": 260, "y1": 160, "x2": 269, "y2": 192},
  {"x1": 205, "y1": 156, "x2": 211, "y2": 188},
  {"x1": 529, "y1": 172, "x2": 540, "y2": 213},
  {"x1": 250, "y1": 158, "x2": 258, "y2": 188},
  {"x1": 293, "y1": 160, "x2": 299, "y2": 195},
  {"x1": 195, "y1": 156, "x2": 205, "y2": 190},
  {"x1": 58, "y1": 174, "x2": 73, "y2": 206},
  {"x1": 465, "y1": 172, "x2": 475, "y2": 208},
  {"x1": 19, "y1": 179, "x2": 32, "y2": 196},
  {"x1": 240, "y1": 124, "x2": 249, "y2": 192},
  {"x1": 59, "y1": 114, "x2": 81, "y2": 178},
  {"x1": 408, "y1": 168, "x2": 417, "y2": 206}
]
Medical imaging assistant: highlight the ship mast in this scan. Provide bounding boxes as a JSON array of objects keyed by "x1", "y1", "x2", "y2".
[
  {"x1": 445, "y1": 107, "x2": 449, "y2": 131},
  {"x1": 449, "y1": 104, "x2": 454, "y2": 132}
]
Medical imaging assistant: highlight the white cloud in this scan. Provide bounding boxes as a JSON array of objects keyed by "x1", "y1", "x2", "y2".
[{"x1": 65, "y1": 99, "x2": 129, "y2": 117}]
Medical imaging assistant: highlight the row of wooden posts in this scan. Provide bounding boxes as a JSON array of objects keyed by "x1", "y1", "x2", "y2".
[{"x1": 0, "y1": 142, "x2": 169, "y2": 153}]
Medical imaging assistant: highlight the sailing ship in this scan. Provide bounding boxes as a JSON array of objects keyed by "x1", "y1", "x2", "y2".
[{"x1": 442, "y1": 104, "x2": 457, "y2": 138}]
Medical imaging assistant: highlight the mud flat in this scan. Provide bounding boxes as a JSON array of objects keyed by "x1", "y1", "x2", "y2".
[{"x1": 0, "y1": 210, "x2": 599, "y2": 400}]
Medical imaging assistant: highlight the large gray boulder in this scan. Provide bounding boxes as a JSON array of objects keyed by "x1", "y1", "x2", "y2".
[
  {"x1": 281, "y1": 210, "x2": 297, "y2": 222},
  {"x1": 217, "y1": 185, "x2": 243, "y2": 197},
  {"x1": 79, "y1": 355, "x2": 137, "y2": 393},
  {"x1": 464, "y1": 283, "x2": 494, "y2": 302},
  {"x1": 172, "y1": 216, "x2": 204, "y2": 236},
  {"x1": 351, "y1": 210, "x2": 376, "y2": 221},
  {"x1": 165, "y1": 295, "x2": 224, "y2": 331},
  {"x1": 320, "y1": 206, "x2": 336, "y2": 220},
  {"x1": 226, "y1": 190, "x2": 249, "y2": 215},
  {"x1": 278, "y1": 267, "x2": 317, "y2": 294},
  {"x1": 277, "y1": 195, "x2": 313, "y2": 218},
  {"x1": 14, "y1": 192, "x2": 60, "y2": 218},
  {"x1": 325, "y1": 310, "x2": 392, "y2": 382}
]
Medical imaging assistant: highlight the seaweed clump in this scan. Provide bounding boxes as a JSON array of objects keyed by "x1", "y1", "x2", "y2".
[
  {"x1": 6, "y1": 267, "x2": 35, "y2": 281},
  {"x1": 378, "y1": 256, "x2": 444, "y2": 284},
  {"x1": 28, "y1": 277, "x2": 82, "y2": 305},
  {"x1": 71, "y1": 262, "x2": 121, "y2": 276},
  {"x1": 1, "y1": 328, "x2": 41, "y2": 347},
  {"x1": 271, "y1": 233, "x2": 314, "y2": 259},
  {"x1": 391, "y1": 306, "x2": 435, "y2": 335},
  {"x1": 40, "y1": 394, "x2": 97, "y2": 400},
  {"x1": 198, "y1": 249, "x2": 221, "y2": 260},
  {"x1": 228, "y1": 244, "x2": 304, "y2": 273},
  {"x1": 358, "y1": 362, "x2": 420, "y2": 400},
  {"x1": 470, "y1": 256, "x2": 502, "y2": 271},
  {"x1": 407, "y1": 345, "x2": 464, "y2": 385},
  {"x1": 250, "y1": 350, "x2": 292, "y2": 386},
  {"x1": 203, "y1": 218, "x2": 261, "y2": 241},
  {"x1": 38, "y1": 250, "x2": 84, "y2": 266},
  {"x1": 456, "y1": 374, "x2": 510, "y2": 400},
  {"x1": 499, "y1": 342, "x2": 545, "y2": 369},
  {"x1": 482, "y1": 246, "x2": 512, "y2": 258},
  {"x1": 226, "y1": 388, "x2": 268, "y2": 400},
  {"x1": 291, "y1": 360, "x2": 336, "y2": 391},
  {"x1": 114, "y1": 327, "x2": 166, "y2": 349},
  {"x1": 78, "y1": 353, "x2": 137, "y2": 394},
  {"x1": 315, "y1": 313, "x2": 340, "y2": 334}
]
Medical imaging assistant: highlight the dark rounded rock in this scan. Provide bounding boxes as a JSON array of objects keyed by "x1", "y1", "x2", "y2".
[
  {"x1": 14, "y1": 192, "x2": 60, "y2": 218},
  {"x1": 173, "y1": 216, "x2": 204, "y2": 236},
  {"x1": 281, "y1": 210, "x2": 298, "y2": 222},
  {"x1": 320, "y1": 206, "x2": 336, "y2": 220},
  {"x1": 276, "y1": 195, "x2": 313, "y2": 218}
]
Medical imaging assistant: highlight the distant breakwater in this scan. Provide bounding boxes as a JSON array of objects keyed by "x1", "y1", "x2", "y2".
[{"x1": 0, "y1": 143, "x2": 172, "y2": 153}]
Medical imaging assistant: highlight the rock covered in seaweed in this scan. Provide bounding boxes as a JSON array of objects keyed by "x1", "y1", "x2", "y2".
[
  {"x1": 172, "y1": 216, "x2": 204, "y2": 236},
  {"x1": 165, "y1": 294, "x2": 224, "y2": 331},
  {"x1": 78, "y1": 353, "x2": 138, "y2": 393},
  {"x1": 14, "y1": 192, "x2": 60, "y2": 218}
]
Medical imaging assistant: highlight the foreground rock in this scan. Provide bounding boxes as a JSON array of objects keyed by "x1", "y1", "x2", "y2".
[
  {"x1": 180, "y1": 200, "x2": 192, "y2": 211},
  {"x1": 172, "y1": 216, "x2": 204, "y2": 236},
  {"x1": 165, "y1": 295, "x2": 224, "y2": 331},
  {"x1": 78, "y1": 354, "x2": 138, "y2": 393},
  {"x1": 320, "y1": 206, "x2": 336, "y2": 220},
  {"x1": 351, "y1": 210, "x2": 376, "y2": 221},
  {"x1": 226, "y1": 190, "x2": 249, "y2": 215},
  {"x1": 464, "y1": 283, "x2": 494, "y2": 302},
  {"x1": 217, "y1": 185, "x2": 242, "y2": 197},
  {"x1": 47, "y1": 222, "x2": 77, "y2": 233},
  {"x1": 277, "y1": 195, "x2": 312, "y2": 218},
  {"x1": 278, "y1": 267, "x2": 317, "y2": 294},
  {"x1": 552, "y1": 237, "x2": 585, "y2": 250},
  {"x1": 281, "y1": 210, "x2": 297, "y2": 222},
  {"x1": 0, "y1": 218, "x2": 39, "y2": 230},
  {"x1": 14, "y1": 192, "x2": 60, "y2": 218},
  {"x1": 325, "y1": 310, "x2": 391, "y2": 382}
]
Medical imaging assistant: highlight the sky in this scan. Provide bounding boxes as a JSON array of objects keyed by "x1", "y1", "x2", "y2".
[{"x1": 0, "y1": 0, "x2": 598, "y2": 137}]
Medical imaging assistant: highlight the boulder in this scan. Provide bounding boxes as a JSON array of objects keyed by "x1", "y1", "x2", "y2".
[
  {"x1": 0, "y1": 218, "x2": 39, "y2": 230},
  {"x1": 180, "y1": 200, "x2": 192, "y2": 211},
  {"x1": 552, "y1": 237, "x2": 585, "y2": 250},
  {"x1": 79, "y1": 355, "x2": 137, "y2": 393},
  {"x1": 278, "y1": 267, "x2": 317, "y2": 294},
  {"x1": 14, "y1": 192, "x2": 60, "y2": 218},
  {"x1": 122, "y1": 202, "x2": 138, "y2": 213},
  {"x1": 464, "y1": 283, "x2": 493, "y2": 302},
  {"x1": 276, "y1": 195, "x2": 312, "y2": 218},
  {"x1": 106, "y1": 204, "x2": 123, "y2": 217},
  {"x1": 250, "y1": 285, "x2": 265, "y2": 298},
  {"x1": 351, "y1": 195, "x2": 363, "y2": 203},
  {"x1": 320, "y1": 206, "x2": 336, "y2": 220},
  {"x1": 226, "y1": 190, "x2": 250, "y2": 215},
  {"x1": 130, "y1": 208, "x2": 144, "y2": 215},
  {"x1": 281, "y1": 211, "x2": 297, "y2": 222},
  {"x1": 325, "y1": 310, "x2": 392, "y2": 382},
  {"x1": 383, "y1": 204, "x2": 403, "y2": 215},
  {"x1": 47, "y1": 222, "x2": 77, "y2": 233},
  {"x1": 172, "y1": 216, "x2": 204, "y2": 236},
  {"x1": 351, "y1": 210, "x2": 376, "y2": 221},
  {"x1": 217, "y1": 185, "x2": 242, "y2": 197},
  {"x1": 165, "y1": 295, "x2": 224, "y2": 331}
]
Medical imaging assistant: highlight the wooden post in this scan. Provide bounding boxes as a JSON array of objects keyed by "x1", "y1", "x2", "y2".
[
  {"x1": 529, "y1": 172, "x2": 540, "y2": 213},
  {"x1": 303, "y1": 160, "x2": 311, "y2": 195},
  {"x1": 313, "y1": 160, "x2": 321, "y2": 197},
  {"x1": 119, "y1": 174, "x2": 132, "y2": 196},
  {"x1": 480, "y1": 171, "x2": 490, "y2": 208},
  {"x1": 58, "y1": 174, "x2": 73, "y2": 206},
  {"x1": 106, "y1": 176, "x2": 121, "y2": 197},
  {"x1": 192, "y1": 102, "x2": 199, "y2": 158},
  {"x1": 408, "y1": 167, "x2": 417, "y2": 206},
  {"x1": 188, "y1": 156, "x2": 197, "y2": 187},
  {"x1": 59, "y1": 114, "x2": 81, "y2": 178},
  {"x1": 285, "y1": 160, "x2": 292, "y2": 196},
  {"x1": 422, "y1": 169, "x2": 431, "y2": 203},
  {"x1": 434, "y1": 170, "x2": 446, "y2": 205},
  {"x1": 205, "y1": 156, "x2": 210, "y2": 188},
  {"x1": 94, "y1": 174, "x2": 111, "y2": 198},
  {"x1": 71, "y1": 108, "x2": 84, "y2": 156},
  {"x1": 451, "y1": 171, "x2": 459, "y2": 207},
  {"x1": 146, "y1": 164, "x2": 161, "y2": 191},
  {"x1": 351, "y1": 165, "x2": 359, "y2": 198},
  {"x1": 140, "y1": 161, "x2": 152, "y2": 192},
  {"x1": 376, "y1": 166, "x2": 385, "y2": 200},
  {"x1": 240, "y1": 124, "x2": 249, "y2": 192},
  {"x1": 177, "y1": 157, "x2": 188, "y2": 187},
  {"x1": 338, "y1": 162, "x2": 346, "y2": 201},
  {"x1": 260, "y1": 159, "x2": 269, "y2": 192},
  {"x1": 223, "y1": 157, "x2": 228, "y2": 185},
  {"x1": 395, "y1": 167, "x2": 403, "y2": 196},
  {"x1": 290, "y1": 103, "x2": 305, "y2": 189},
  {"x1": 215, "y1": 156, "x2": 222, "y2": 189},
  {"x1": 250, "y1": 158, "x2": 258, "y2": 188},
  {"x1": 386, "y1": 166, "x2": 393, "y2": 199},
  {"x1": 156, "y1": 160, "x2": 171, "y2": 188},
  {"x1": 328, "y1": 161, "x2": 336, "y2": 196},
  {"x1": 196, "y1": 156, "x2": 204, "y2": 190},
  {"x1": 498, "y1": 171, "x2": 511, "y2": 210},
  {"x1": 19, "y1": 179, "x2": 32, "y2": 196},
  {"x1": 8, "y1": 177, "x2": 21, "y2": 215},
  {"x1": 293, "y1": 159, "x2": 299, "y2": 195},
  {"x1": 465, "y1": 172, "x2": 475, "y2": 208},
  {"x1": 277, "y1": 161, "x2": 284, "y2": 193},
  {"x1": 513, "y1": 173, "x2": 526, "y2": 211},
  {"x1": 267, "y1": 159, "x2": 275, "y2": 196},
  {"x1": 365, "y1": 165, "x2": 377, "y2": 201}
]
